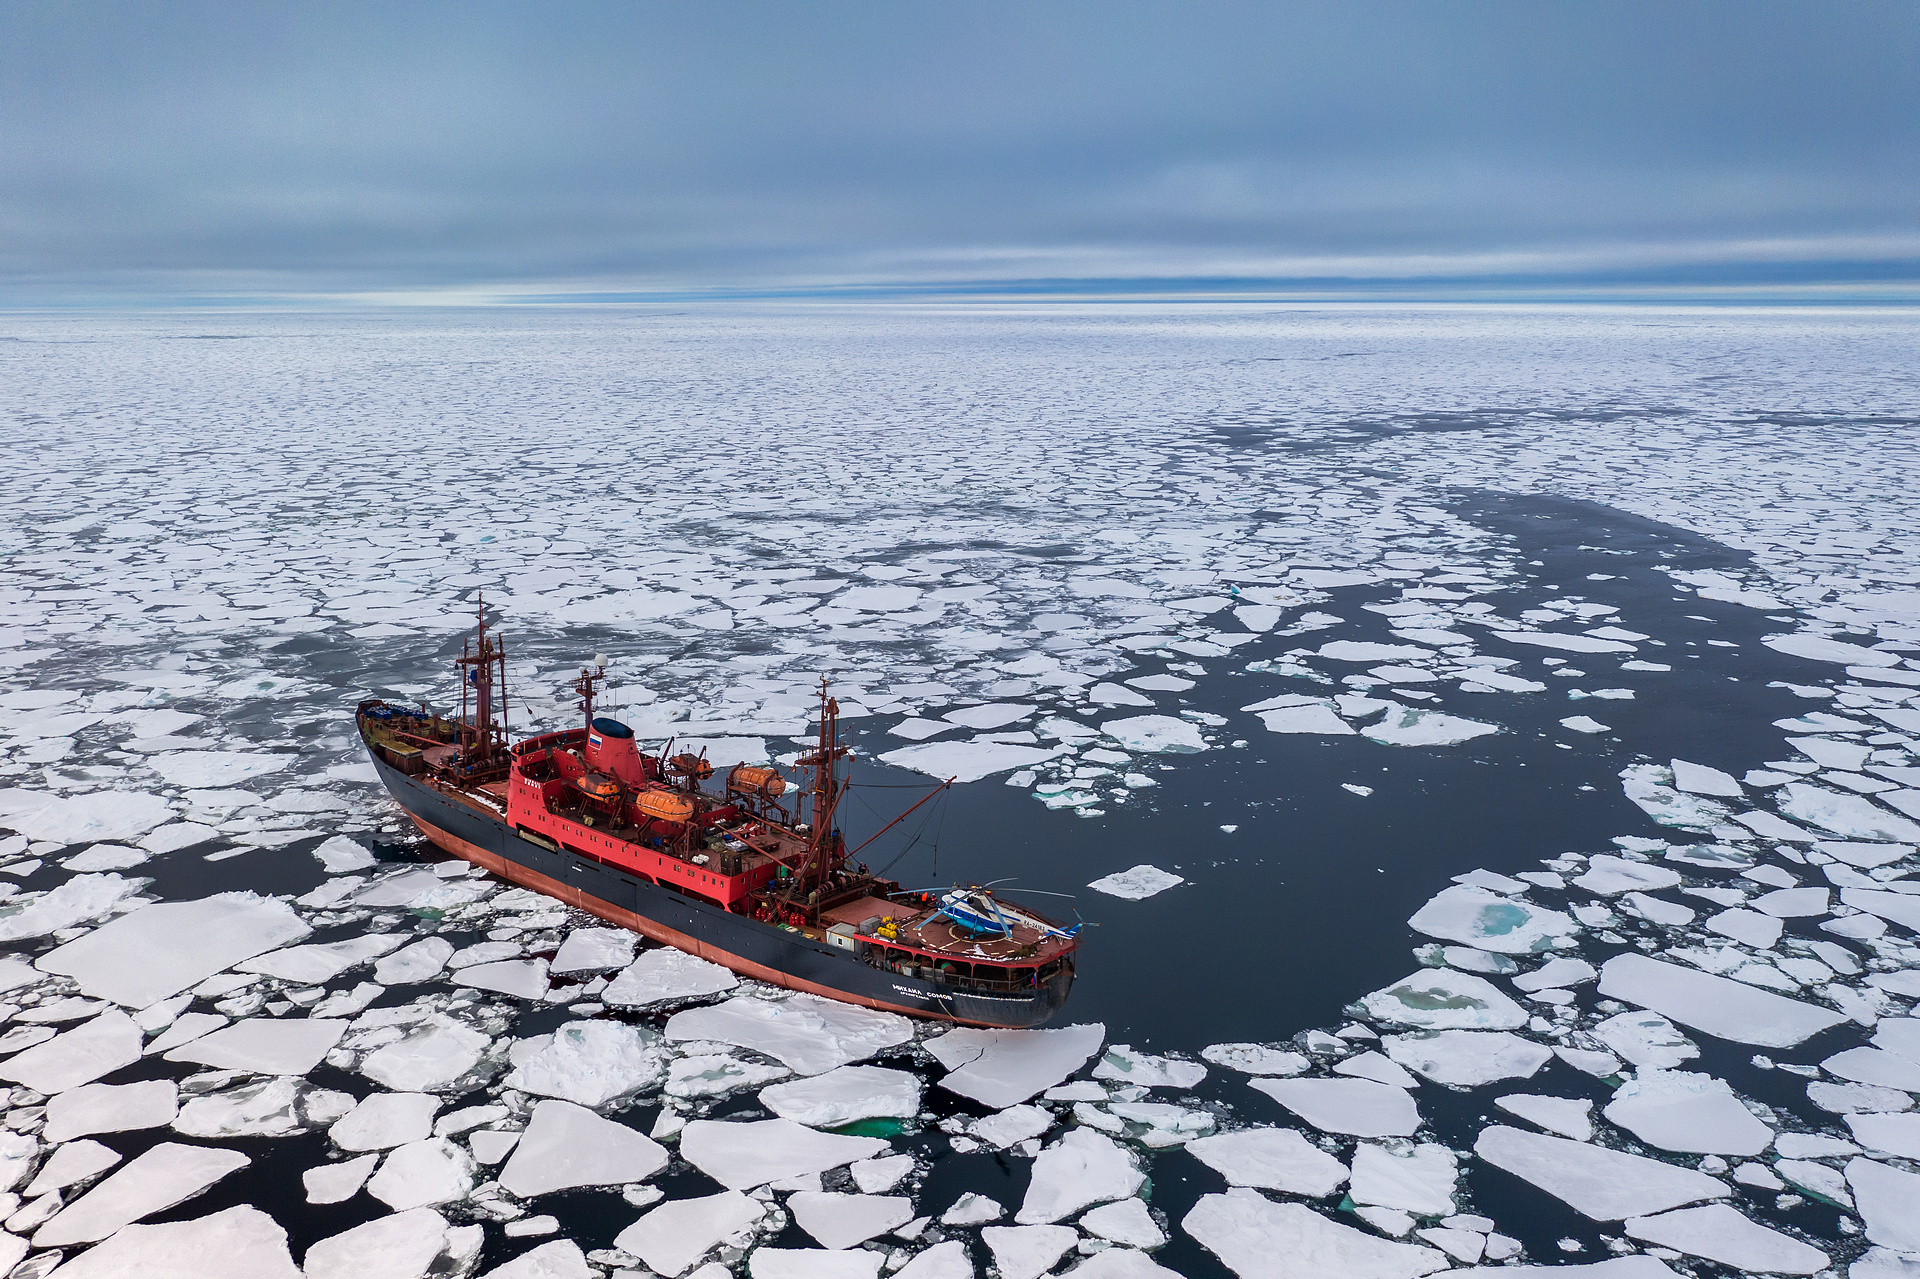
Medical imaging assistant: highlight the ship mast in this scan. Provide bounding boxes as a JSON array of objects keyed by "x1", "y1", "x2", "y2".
[
  {"x1": 456, "y1": 594, "x2": 509, "y2": 770},
  {"x1": 794, "y1": 677, "x2": 850, "y2": 908}
]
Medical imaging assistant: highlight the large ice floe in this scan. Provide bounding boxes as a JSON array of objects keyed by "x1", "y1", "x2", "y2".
[
  {"x1": 924, "y1": 1022, "x2": 1107, "y2": 1107},
  {"x1": 666, "y1": 994, "x2": 911, "y2": 1075}
]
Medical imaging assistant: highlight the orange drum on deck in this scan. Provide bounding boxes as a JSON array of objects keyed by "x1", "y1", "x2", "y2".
[
  {"x1": 636, "y1": 789, "x2": 697, "y2": 823},
  {"x1": 727, "y1": 764, "x2": 787, "y2": 798}
]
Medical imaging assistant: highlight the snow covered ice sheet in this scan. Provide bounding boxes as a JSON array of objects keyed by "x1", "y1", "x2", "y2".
[
  {"x1": 925, "y1": 1022, "x2": 1106, "y2": 1108},
  {"x1": 1474, "y1": 1125, "x2": 1729, "y2": 1219},
  {"x1": 1184, "y1": 1188, "x2": 1448, "y2": 1279},
  {"x1": 497, "y1": 1098, "x2": 668, "y2": 1196},
  {"x1": 666, "y1": 995, "x2": 910, "y2": 1075},
  {"x1": 1597, "y1": 954, "x2": 1846, "y2": 1047},
  {"x1": 679, "y1": 1118, "x2": 888, "y2": 1189}
]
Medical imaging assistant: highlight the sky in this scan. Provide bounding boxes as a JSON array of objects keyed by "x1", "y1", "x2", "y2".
[{"x1": 4, "y1": 1, "x2": 1917, "y2": 304}]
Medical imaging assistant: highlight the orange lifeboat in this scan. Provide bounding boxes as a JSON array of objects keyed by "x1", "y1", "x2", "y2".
[
  {"x1": 667, "y1": 753, "x2": 714, "y2": 782},
  {"x1": 636, "y1": 789, "x2": 697, "y2": 824},
  {"x1": 727, "y1": 764, "x2": 787, "y2": 798},
  {"x1": 573, "y1": 772, "x2": 621, "y2": 801}
]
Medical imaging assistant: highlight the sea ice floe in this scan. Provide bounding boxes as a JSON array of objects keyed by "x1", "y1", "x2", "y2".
[
  {"x1": 1201, "y1": 1043, "x2": 1309, "y2": 1075},
  {"x1": 0, "y1": 789, "x2": 175, "y2": 845},
  {"x1": 330, "y1": 1091, "x2": 442, "y2": 1151},
  {"x1": 498, "y1": 1098, "x2": 668, "y2": 1196},
  {"x1": 1351, "y1": 1142, "x2": 1456, "y2": 1216},
  {"x1": 1704, "y1": 907, "x2": 1782, "y2": 949},
  {"x1": 1842, "y1": 886, "x2": 1920, "y2": 932},
  {"x1": 942, "y1": 1191, "x2": 1004, "y2": 1224},
  {"x1": 1407, "y1": 885, "x2": 1577, "y2": 954},
  {"x1": 666, "y1": 994, "x2": 910, "y2": 1075},
  {"x1": 1572, "y1": 855, "x2": 1683, "y2": 896},
  {"x1": 1086, "y1": 865, "x2": 1185, "y2": 900},
  {"x1": 1254, "y1": 701, "x2": 1356, "y2": 735},
  {"x1": 1184, "y1": 1126, "x2": 1348, "y2": 1196},
  {"x1": 1765, "y1": 634, "x2": 1902, "y2": 667},
  {"x1": 305, "y1": 1151, "x2": 380, "y2": 1203},
  {"x1": 680, "y1": 1118, "x2": 888, "y2": 1190},
  {"x1": 971, "y1": 1103, "x2": 1054, "y2": 1148},
  {"x1": 1625, "y1": 1204, "x2": 1827, "y2": 1273},
  {"x1": 1597, "y1": 954, "x2": 1846, "y2": 1046},
  {"x1": 877, "y1": 740, "x2": 1061, "y2": 783},
  {"x1": 924, "y1": 1021, "x2": 1105, "y2": 1108},
  {"x1": 760, "y1": 1064, "x2": 922, "y2": 1127},
  {"x1": 45, "y1": 1205, "x2": 300, "y2": 1279},
  {"x1": 0, "y1": 1009, "x2": 143, "y2": 1093},
  {"x1": 893, "y1": 1241, "x2": 975, "y2": 1279},
  {"x1": 150, "y1": 751, "x2": 294, "y2": 787},
  {"x1": 454, "y1": 957, "x2": 552, "y2": 1000},
  {"x1": 0, "y1": 872, "x2": 151, "y2": 942},
  {"x1": 1080, "y1": 1196, "x2": 1166, "y2": 1249},
  {"x1": 505, "y1": 1019, "x2": 664, "y2": 1105},
  {"x1": 478, "y1": 1240, "x2": 593, "y2": 1279},
  {"x1": 173, "y1": 1076, "x2": 352, "y2": 1138},
  {"x1": 1847, "y1": 1111, "x2": 1920, "y2": 1159},
  {"x1": 1670, "y1": 760, "x2": 1743, "y2": 798},
  {"x1": 1474, "y1": 1125, "x2": 1728, "y2": 1219},
  {"x1": 550, "y1": 926, "x2": 639, "y2": 974},
  {"x1": 1511, "y1": 956, "x2": 1595, "y2": 991},
  {"x1": 34, "y1": 1140, "x2": 251, "y2": 1246},
  {"x1": 788, "y1": 1191, "x2": 914, "y2": 1249},
  {"x1": 1824, "y1": 1045, "x2": 1920, "y2": 1092},
  {"x1": 1495, "y1": 1093, "x2": 1594, "y2": 1140},
  {"x1": 1358, "y1": 969, "x2": 1527, "y2": 1030},
  {"x1": 1248, "y1": 1078, "x2": 1421, "y2": 1137},
  {"x1": 666, "y1": 1053, "x2": 791, "y2": 1098},
  {"x1": 1381, "y1": 1031, "x2": 1552, "y2": 1087},
  {"x1": 1016, "y1": 1128, "x2": 1143, "y2": 1224},
  {"x1": 748, "y1": 1249, "x2": 885, "y2": 1279},
  {"x1": 1848, "y1": 1156, "x2": 1920, "y2": 1252},
  {"x1": 374, "y1": 937, "x2": 455, "y2": 985},
  {"x1": 1364, "y1": 704, "x2": 1499, "y2": 747},
  {"x1": 366, "y1": 1136, "x2": 475, "y2": 1210},
  {"x1": 1601, "y1": 1070, "x2": 1773, "y2": 1155},
  {"x1": 312, "y1": 834, "x2": 378, "y2": 873},
  {"x1": 303, "y1": 1206, "x2": 471, "y2": 1279},
  {"x1": 1779, "y1": 783, "x2": 1920, "y2": 843},
  {"x1": 165, "y1": 1016, "x2": 347, "y2": 1074},
  {"x1": 41, "y1": 1078, "x2": 178, "y2": 1141},
  {"x1": 983, "y1": 1225, "x2": 1079, "y2": 1279},
  {"x1": 1184, "y1": 1188, "x2": 1448, "y2": 1279},
  {"x1": 1590, "y1": 1010, "x2": 1698, "y2": 1068},
  {"x1": 360, "y1": 1013, "x2": 492, "y2": 1091},
  {"x1": 1099, "y1": 715, "x2": 1206, "y2": 754},
  {"x1": 35, "y1": 891, "x2": 311, "y2": 1008},
  {"x1": 237, "y1": 933, "x2": 404, "y2": 983},
  {"x1": 26, "y1": 1137, "x2": 120, "y2": 1197},
  {"x1": 1093, "y1": 1044, "x2": 1205, "y2": 1089},
  {"x1": 1334, "y1": 1050, "x2": 1417, "y2": 1088}
]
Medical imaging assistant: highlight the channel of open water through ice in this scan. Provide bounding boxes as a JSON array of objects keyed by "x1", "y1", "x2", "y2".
[{"x1": 0, "y1": 303, "x2": 1917, "y2": 1279}]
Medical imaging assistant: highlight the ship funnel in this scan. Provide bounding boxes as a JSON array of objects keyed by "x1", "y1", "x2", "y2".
[{"x1": 585, "y1": 716, "x2": 647, "y2": 785}]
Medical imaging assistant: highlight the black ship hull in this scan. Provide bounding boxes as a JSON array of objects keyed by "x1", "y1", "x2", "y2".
[{"x1": 365, "y1": 747, "x2": 1073, "y2": 1028}]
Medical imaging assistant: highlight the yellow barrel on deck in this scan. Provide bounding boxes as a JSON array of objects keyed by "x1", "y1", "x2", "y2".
[
  {"x1": 727, "y1": 764, "x2": 787, "y2": 798},
  {"x1": 636, "y1": 789, "x2": 697, "y2": 824}
]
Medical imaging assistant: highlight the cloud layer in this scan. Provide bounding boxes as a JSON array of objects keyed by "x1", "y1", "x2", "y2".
[{"x1": 4, "y1": 1, "x2": 1916, "y2": 301}]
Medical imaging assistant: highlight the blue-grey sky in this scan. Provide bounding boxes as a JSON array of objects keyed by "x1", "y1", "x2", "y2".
[{"x1": 4, "y1": 1, "x2": 1916, "y2": 302}]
